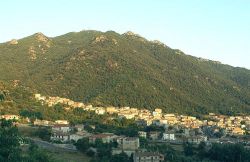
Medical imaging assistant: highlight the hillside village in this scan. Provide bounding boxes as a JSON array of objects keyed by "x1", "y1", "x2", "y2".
[
  {"x1": 33, "y1": 94, "x2": 250, "y2": 136},
  {"x1": 1, "y1": 93, "x2": 250, "y2": 161}
]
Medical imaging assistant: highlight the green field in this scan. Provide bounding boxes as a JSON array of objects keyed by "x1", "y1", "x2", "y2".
[
  {"x1": 48, "y1": 150, "x2": 91, "y2": 162},
  {"x1": 18, "y1": 124, "x2": 38, "y2": 137}
]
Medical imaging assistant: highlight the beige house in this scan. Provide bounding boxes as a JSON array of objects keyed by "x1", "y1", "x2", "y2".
[
  {"x1": 0, "y1": 115, "x2": 20, "y2": 120},
  {"x1": 187, "y1": 135, "x2": 207, "y2": 144},
  {"x1": 33, "y1": 119, "x2": 52, "y2": 126},
  {"x1": 55, "y1": 120, "x2": 69, "y2": 125},
  {"x1": 117, "y1": 137, "x2": 140, "y2": 150},
  {"x1": 232, "y1": 127, "x2": 245, "y2": 135},
  {"x1": 89, "y1": 133, "x2": 115, "y2": 143},
  {"x1": 106, "y1": 107, "x2": 118, "y2": 114}
]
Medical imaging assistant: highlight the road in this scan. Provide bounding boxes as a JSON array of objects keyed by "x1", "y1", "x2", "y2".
[{"x1": 29, "y1": 138, "x2": 77, "y2": 152}]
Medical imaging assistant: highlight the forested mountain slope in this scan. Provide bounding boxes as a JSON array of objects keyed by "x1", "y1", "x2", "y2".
[{"x1": 0, "y1": 30, "x2": 249, "y2": 115}]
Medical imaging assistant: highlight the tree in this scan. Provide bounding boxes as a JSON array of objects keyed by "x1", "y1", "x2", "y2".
[
  {"x1": 25, "y1": 142, "x2": 52, "y2": 162},
  {"x1": 197, "y1": 141, "x2": 207, "y2": 159},
  {"x1": 86, "y1": 149, "x2": 95, "y2": 157},
  {"x1": 0, "y1": 119, "x2": 22, "y2": 161},
  {"x1": 139, "y1": 137, "x2": 148, "y2": 148},
  {"x1": 19, "y1": 110, "x2": 43, "y2": 121},
  {"x1": 0, "y1": 93, "x2": 5, "y2": 101},
  {"x1": 0, "y1": 119, "x2": 54, "y2": 162},
  {"x1": 97, "y1": 147, "x2": 111, "y2": 159},
  {"x1": 207, "y1": 143, "x2": 250, "y2": 162},
  {"x1": 35, "y1": 127, "x2": 52, "y2": 141},
  {"x1": 183, "y1": 142, "x2": 194, "y2": 156},
  {"x1": 75, "y1": 138, "x2": 90, "y2": 153}
]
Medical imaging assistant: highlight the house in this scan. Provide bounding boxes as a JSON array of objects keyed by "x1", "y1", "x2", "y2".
[
  {"x1": 89, "y1": 133, "x2": 114, "y2": 144},
  {"x1": 0, "y1": 115, "x2": 20, "y2": 120},
  {"x1": 118, "y1": 113, "x2": 135, "y2": 119},
  {"x1": 75, "y1": 124, "x2": 84, "y2": 132},
  {"x1": 133, "y1": 152, "x2": 164, "y2": 162},
  {"x1": 232, "y1": 127, "x2": 245, "y2": 135},
  {"x1": 112, "y1": 148, "x2": 135, "y2": 157},
  {"x1": 55, "y1": 120, "x2": 69, "y2": 125},
  {"x1": 146, "y1": 119, "x2": 153, "y2": 126},
  {"x1": 106, "y1": 107, "x2": 117, "y2": 114},
  {"x1": 95, "y1": 107, "x2": 106, "y2": 115},
  {"x1": 69, "y1": 132, "x2": 86, "y2": 142},
  {"x1": 184, "y1": 128, "x2": 190, "y2": 136},
  {"x1": 52, "y1": 124, "x2": 71, "y2": 133},
  {"x1": 33, "y1": 119, "x2": 52, "y2": 126},
  {"x1": 187, "y1": 135, "x2": 207, "y2": 144},
  {"x1": 160, "y1": 119, "x2": 168, "y2": 126},
  {"x1": 149, "y1": 131, "x2": 160, "y2": 140},
  {"x1": 162, "y1": 132, "x2": 175, "y2": 141},
  {"x1": 116, "y1": 137, "x2": 140, "y2": 150},
  {"x1": 51, "y1": 132, "x2": 70, "y2": 142},
  {"x1": 152, "y1": 108, "x2": 162, "y2": 118},
  {"x1": 138, "y1": 131, "x2": 147, "y2": 138}
]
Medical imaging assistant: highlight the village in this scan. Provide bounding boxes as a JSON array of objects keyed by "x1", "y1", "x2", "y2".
[{"x1": 1, "y1": 93, "x2": 250, "y2": 162}]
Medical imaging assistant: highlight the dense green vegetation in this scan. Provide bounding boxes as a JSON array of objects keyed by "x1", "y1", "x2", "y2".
[
  {"x1": 74, "y1": 135, "x2": 250, "y2": 162},
  {"x1": 75, "y1": 137, "x2": 132, "y2": 162},
  {"x1": 0, "y1": 119, "x2": 54, "y2": 162},
  {"x1": 0, "y1": 30, "x2": 250, "y2": 115}
]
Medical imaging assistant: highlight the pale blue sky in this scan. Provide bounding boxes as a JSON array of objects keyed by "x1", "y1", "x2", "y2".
[{"x1": 0, "y1": 0, "x2": 249, "y2": 69}]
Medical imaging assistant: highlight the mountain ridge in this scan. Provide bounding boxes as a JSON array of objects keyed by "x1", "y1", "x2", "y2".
[{"x1": 0, "y1": 30, "x2": 250, "y2": 115}]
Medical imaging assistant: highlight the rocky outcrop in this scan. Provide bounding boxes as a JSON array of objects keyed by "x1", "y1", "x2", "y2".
[
  {"x1": 151, "y1": 40, "x2": 167, "y2": 47},
  {"x1": 8, "y1": 39, "x2": 18, "y2": 45},
  {"x1": 28, "y1": 46, "x2": 36, "y2": 60},
  {"x1": 93, "y1": 35, "x2": 108, "y2": 43},
  {"x1": 35, "y1": 32, "x2": 50, "y2": 43},
  {"x1": 93, "y1": 35, "x2": 118, "y2": 45},
  {"x1": 123, "y1": 31, "x2": 147, "y2": 43}
]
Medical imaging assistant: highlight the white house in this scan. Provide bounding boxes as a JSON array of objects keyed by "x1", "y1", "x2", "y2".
[
  {"x1": 162, "y1": 132, "x2": 175, "y2": 141},
  {"x1": 138, "y1": 131, "x2": 147, "y2": 138},
  {"x1": 75, "y1": 124, "x2": 84, "y2": 132},
  {"x1": 51, "y1": 132, "x2": 70, "y2": 142}
]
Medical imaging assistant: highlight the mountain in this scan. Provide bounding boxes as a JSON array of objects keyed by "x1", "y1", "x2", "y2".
[{"x1": 0, "y1": 30, "x2": 250, "y2": 115}]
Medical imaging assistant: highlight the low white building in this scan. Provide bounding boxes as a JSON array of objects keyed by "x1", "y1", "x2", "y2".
[
  {"x1": 162, "y1": 132, "x2": 175, "y2": 141},
  {"x1": 138, "y1": 131, "x2": 147, "y2": 138},
  {"x1": 51, "y1": 132, "x2": 70, "y2": 142}
]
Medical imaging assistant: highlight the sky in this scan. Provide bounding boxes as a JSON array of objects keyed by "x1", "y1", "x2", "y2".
[{"x1": 0, "y1": 0, "x2": 250, "y2": 69}]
